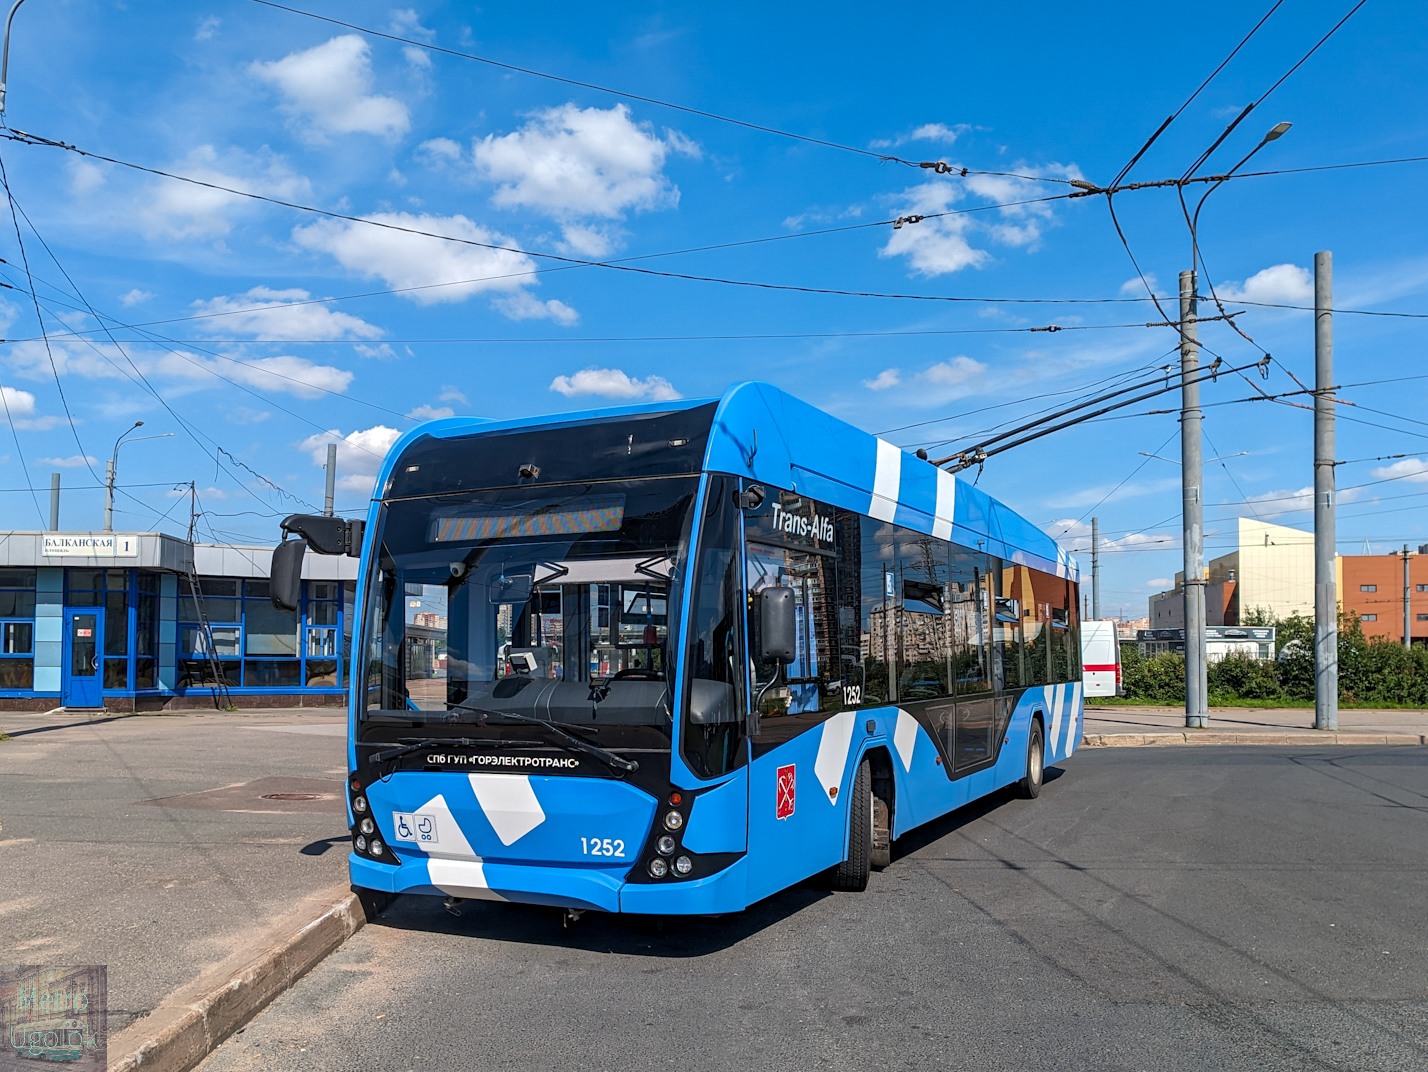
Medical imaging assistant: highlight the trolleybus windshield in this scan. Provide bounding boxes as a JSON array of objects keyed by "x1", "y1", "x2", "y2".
[{"x1": 360, "y1": 476, "x2": 697, "y2": 749}]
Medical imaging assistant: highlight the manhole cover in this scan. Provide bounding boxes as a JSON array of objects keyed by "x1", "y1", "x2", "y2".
[{"x1": 261, "y1": 792, "x2": 323, "y2": 801}]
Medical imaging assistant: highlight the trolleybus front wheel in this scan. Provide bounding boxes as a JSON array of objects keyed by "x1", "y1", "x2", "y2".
[{"x1": 831, "y1": 758, "x2": 873, "y2": 891}]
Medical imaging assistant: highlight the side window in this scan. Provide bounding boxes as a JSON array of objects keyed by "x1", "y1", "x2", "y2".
[
  {"x1": 744, "y1": 488, "x2": 858, "y2": 717},
  {"x1": 948, "y1": 549, "x2": 993, "y2": 696},
  {"x1": 860, "y1": 520, "x2": 896, "y2": 704},
  {"x1": 896, "y1": 535, "x2": 952, "y2": 701},
  {"x1": 682, "y1": 476, "x2": 746, "y2": 778}
]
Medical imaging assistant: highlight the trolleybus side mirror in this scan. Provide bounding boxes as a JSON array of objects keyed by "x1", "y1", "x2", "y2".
[
  {"x1": 270, "y1": 538, "x2": 306, "y2": 612},
  {"x1": 758, "y1": 586, "x2": 797, "y2": 664}
]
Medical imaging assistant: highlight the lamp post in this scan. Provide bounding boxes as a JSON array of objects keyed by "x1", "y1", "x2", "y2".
[
  {"x1": 104, "y1": 422, "x2": 174, "y2": 531},
  {"x1": 1177, "y1": 120, "x2": 1291, "y2": 730}
]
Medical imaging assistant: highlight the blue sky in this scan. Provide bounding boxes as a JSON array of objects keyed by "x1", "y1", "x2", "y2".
[{"x1": 0, "y1": 0, "x2": 1424, "y2": 619}]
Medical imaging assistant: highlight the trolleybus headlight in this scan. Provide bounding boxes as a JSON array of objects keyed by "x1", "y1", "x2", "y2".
[
  {"x1": 353, "y1": 795, "x2": 369, "y2": 814},
  {"x1": 369, "y1": 839, "x2": 385, "y2": 857},
  {"x1": 648, "y1": 858, "x2": 668, "y2": 879},
  {"x1": 355, "y1": 835, "x2": 368, "y2": 853},
  {"x1": 663, "y1": 810, "x2": 684, "y2": 832},
  {"x1": 656, "y1": 835, "x2": 676, "y2": 856},
  {"x1": 674, "y1": 855, "x2": 694, "y2": 876},
  {"x1": 359, "y1": 818, "x2": 375, "y2": 835}
]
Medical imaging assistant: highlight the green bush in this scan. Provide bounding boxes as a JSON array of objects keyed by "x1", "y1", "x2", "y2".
[
  {"x1": 1208, "y1": 653, "x2": 1282, "y2": 703},
  {"x1": 1114, "y1": 611, "x2": 1428, "y2": 706}
]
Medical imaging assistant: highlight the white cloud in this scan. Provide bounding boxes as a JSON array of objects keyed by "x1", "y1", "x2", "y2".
[
  {"x1": 119, "y1": 289, "x2": 154, "y2": 307},
  {"x1": 292, "y1": 212, "x2": 539, "y2": 305},
  {"x1": 1121, "y1": 274, "x2": 1157, "y2": 296},
  {"x1": 68, "y1": 159, "x2": 105, "y2": 197},
  {"x1": 554, "y1": 222, "x2": 616, "y2": 259},
  {"x1": 0, "y1": 385, "x2": 61, "y2": 430},
  {"x1": 250, "y1": 35, "x2": 410, "y2": 141},
  {"x1": 864, "y1": 369, "x2": 902, "y2": 391},
  {"x1": 355, "y1": 343, "x2": 399, "y2": 360},
  {"x1": 870, "y1": 122, "x2": 972, "y2": 149},
  {"x1": 301, "y1": 425, "x2": 401, "y2": 494},
  {"x1": 138, "y1": 145, "x2": 311, "y2": 240},
  {"x1": 919, "y1": 356, "x2": 986, "y2": 391},
  {"x1": 188, "y1": 287, "x2": 384, "y2": 340},
  {"x1": 473, "y1": 103, "x2": 695, "y2": 250},
  {"x1": 492, "y1": 291, "x2": 579, "y2": 325},
  {"x1": 6, "y1": 339, "x2": 351, "y2": 400},
  {"x1": 549, "y1": 367, "x2": 680, "y2": 401},
  {"x1": 216, "y1": 355, "x2": 353, "y2": 398},
  {"x1": 1370, "y1": 458, "x2": 1428, "y2": 484},
  {"x1": 390, "y1": 9, "x2": 435, "y2": 42},
  {"x1": 36, "y1": 455, "x2": 96, "y2": 468},
  {"x1": 880, "y1": 162, "x2": 1081, "y2": 275},
  {"x1": 195, "y1": 15, "x2": 220, "y2": 41},
  {"x1": 438, "y1": 385, "x2": 467, "y2": 404},
  {"x1": 406, "y1": 404, "x2": 454, "y2": 421},
  {"x1": 1147, "y1": 577, "x2": 1172, "y2": 590},
  {"x1": 167, "y1": 484, "x2": 228, "y2": 500},
  {"x1": 1052, "y1": 518, "x2": 1177, "y2": 553},
  {"x1": 416, "y1": 137, "x2": 463, "y2": 166},
  {"x1": 879, "y1": 183, "x2": 988, "y2": 275},
  {"x1": 1218, "y1": 263, "x2": 1313, "y2": 306}
]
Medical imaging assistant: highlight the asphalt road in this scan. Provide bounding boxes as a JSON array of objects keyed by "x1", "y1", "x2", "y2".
[{"x1": 196, "y1": 747, "x2": 1428, "y2": 1072}]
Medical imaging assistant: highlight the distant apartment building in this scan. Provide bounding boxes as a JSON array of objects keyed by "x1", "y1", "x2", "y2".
[
  {"x1": 1148, "y1": 518, "x2": 1315, "y2": 628},
  {"x1": 1340, "y1": 547, "x2": 1428, "y2": 646}
]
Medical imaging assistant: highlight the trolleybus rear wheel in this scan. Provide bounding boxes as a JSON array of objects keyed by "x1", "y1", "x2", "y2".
[{"x1": 1016, "y1": 719, "x2": 1045, "y2": 800}]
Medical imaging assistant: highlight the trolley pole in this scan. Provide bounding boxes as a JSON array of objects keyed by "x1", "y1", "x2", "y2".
[
  {"x1": 1180, "y1": 269, "x2": 1208, "y2": 729},
  {"x1": 1313, "y1": 250, "x2": 1338, "y2": 730}
]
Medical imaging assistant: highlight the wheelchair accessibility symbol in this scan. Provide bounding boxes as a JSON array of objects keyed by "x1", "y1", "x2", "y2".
[{"x1": 391, "y1": 811, "x2": 441, "y2": 848}]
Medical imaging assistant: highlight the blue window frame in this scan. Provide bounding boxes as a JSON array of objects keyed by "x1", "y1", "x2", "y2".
[
  {"x1": 0, "y1": 568, "x2": 36, "y2": 690},
  {"x1": 178, "y1": 577, "x2": 349, "y2": 692}
]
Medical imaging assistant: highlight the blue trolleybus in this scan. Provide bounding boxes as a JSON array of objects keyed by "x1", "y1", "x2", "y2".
[{"x1": 270, "y1": 382, "x2": 1083, "y2": 916}]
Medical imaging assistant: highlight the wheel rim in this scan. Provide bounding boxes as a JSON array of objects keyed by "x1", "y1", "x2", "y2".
[{"x1": 1031, "y1": 732, "x2": 1044, "y2": 784}]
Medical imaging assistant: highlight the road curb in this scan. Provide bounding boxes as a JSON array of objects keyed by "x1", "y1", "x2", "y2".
[
  {"x1": 108, "y1": 883, "x2": 388, "y2": 1072},
  {"x1": 1082, "y1": 732, "x2": 1428, "y2": 747}
]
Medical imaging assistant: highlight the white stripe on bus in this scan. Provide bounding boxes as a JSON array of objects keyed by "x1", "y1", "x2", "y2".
[
  {"x1": 469, "y1": 773, "x2": 547, "y2": 846},
  {"x1": 894, "y1": 708, "x2": 918, "y2": 772},
  {"x1": 1048, "y1": 687, "x2": 1064, "y2": 762},
  {"x1": 870, "y1": 439, "x2": 900, "y2": 522}
]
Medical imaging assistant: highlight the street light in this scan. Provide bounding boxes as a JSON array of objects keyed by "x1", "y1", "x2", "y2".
[
  {"x1": 1175, "y1": 121, "x2": 1291, "y2": 731},
  {"x1": 104, "y1": 421, "x2": 174, "y2": 531}
]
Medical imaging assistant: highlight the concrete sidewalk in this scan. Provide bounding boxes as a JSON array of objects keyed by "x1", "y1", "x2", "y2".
[
  {"x1": 1, "y1": 702, "x2": 1423, "y2": 1072},
  {"x1": 0, "y1": 708, "x2": 362, "y2": 1072},
  {"x1": 1083, "y1": 704, "x2": 1428, "y2": 746}
]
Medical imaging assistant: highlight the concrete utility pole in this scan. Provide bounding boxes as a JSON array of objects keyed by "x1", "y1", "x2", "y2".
[
  {"x1": 48, "y1": 472, "x2": 59, "y2": 530},
  {"x1": 1180, "y1": 269, "x2": 1208, "y2": 729},
  {"x1": 1314, "y1": 250, "x2": 1338, "y2": 730},
  {"x1": 324, "y1": 442, "x2": 337, "y2": 517},
  {"x1": 1091, "y1": 515, "x2": 1101, "y2": 619},
  {"x1": 1404, "y1": 546, "x2": 1412, "y2": 650}
]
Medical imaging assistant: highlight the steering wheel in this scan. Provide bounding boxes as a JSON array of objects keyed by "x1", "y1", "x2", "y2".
[{"x1": 610, "y1": 667, "x2": 663, "y2": 681}]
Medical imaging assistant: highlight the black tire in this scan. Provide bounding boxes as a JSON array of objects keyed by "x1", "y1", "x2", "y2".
[
  {"x1": 870, "y1": 793, "x2": 892, "y2": 872},
  {"x1": 831, "y1": 758, "x2": 872, "y2": 891},
  {"x1": 1016, "y1": 719, "x2": 1045, "y2": 799}
]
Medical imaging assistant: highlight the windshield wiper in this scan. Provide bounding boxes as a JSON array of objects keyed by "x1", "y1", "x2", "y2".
[
  {"x1": 372, "y1": 703, "x2": 638, "y2": 773},
  {"x1": 369, "y1": 736, "x2": 484, "y2": 765}
]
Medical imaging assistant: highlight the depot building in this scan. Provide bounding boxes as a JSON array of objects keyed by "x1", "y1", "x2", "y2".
[{"x1": 0, "y1": 531, "x2": 358, "y2": 712}]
